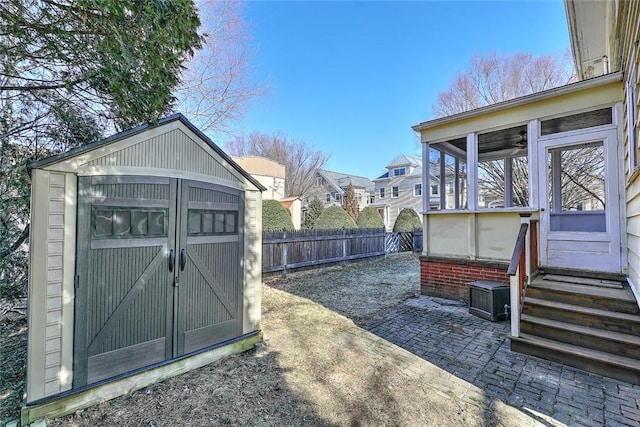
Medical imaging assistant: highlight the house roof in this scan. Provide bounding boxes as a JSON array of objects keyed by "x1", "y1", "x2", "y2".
[
  {"x1": 319, "y1": 169, "x2": 374, "y2": 193},
  {"x1": 386, "y1": 154, "x2": 421, "y2": 168},
  {"x1": 374, "y1": 155, "x2": 422, "y2": 181},
  {"x1": 412, "y1": 72, "x2": 622, "y2": 134},
  {"x1": 565, "y1": 0, "x2": 611, "y2": 80},
  {"x1": 28, "y1": 113, "x2": 267, "y2": 191}
]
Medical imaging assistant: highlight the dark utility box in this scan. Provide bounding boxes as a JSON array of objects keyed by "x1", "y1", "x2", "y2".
[{"x1": 469, "y1": 280, "x2": 510, "y2": 321}]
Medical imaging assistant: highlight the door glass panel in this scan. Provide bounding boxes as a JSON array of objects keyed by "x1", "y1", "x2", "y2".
[
  {"x1": 188, "y1": 211, "x2": 202, "y2": 234},
  {"x1": 548, "y1": 142, "x2": 606, "y2": 232},
  {"x1": 131, "y1": 211, "x2": 148, "y2": 236},
  {"x1": 225, "y1": 213, "x2": 236, "y2": 233},
  {"x1": 215, "y1": 213, "x2": 225, "y2": 233},
  {"x1": 148, "y1": 211, "x2": 167, "y2": 236},
  {"x1": 94, "y1": 210, "x2": 113, "y2": 237},
  {"x1": 113, "y1": 211, "x2": 131, "y2": 236},
  {"x1": 202, "y1": 212, "x2": 214, "y2": 234}
]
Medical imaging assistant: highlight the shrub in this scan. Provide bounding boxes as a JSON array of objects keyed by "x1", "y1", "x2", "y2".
[
  {"x1": 392, "y1": 208, "x2": 421, "y2": 232},
  {"x1": 313, "y1": 205, "x2": 357, "y2": 229},
  {"x1": 302, "y1": 197, "x2": 324, "y2": 229},
  {"x1": 262, "y1": 200, "x2": 294, "y2": 231},
  {"x1": 342, "y1": 183, "x2": 359, "y2": 222},
  {"x1": 356, "y1": 206, "x2": 384, "y2": 229}
]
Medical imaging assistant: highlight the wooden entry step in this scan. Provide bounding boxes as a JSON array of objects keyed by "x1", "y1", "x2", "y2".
[
  {"x1": 511, "y1": 272, "x2": 640, "y2": 384},
  {"x1": 523, "y1": 297, "x2": 640, "y2": 335},
  {"x1": 510, "y1": 333, "x2": 640, "y2": 385},
  {"x1": 526, "y1": 276, "x2": 639, "y2": 314},
  {"x1": 520, "y1": 313, "x2": 640, "y2": 359}
]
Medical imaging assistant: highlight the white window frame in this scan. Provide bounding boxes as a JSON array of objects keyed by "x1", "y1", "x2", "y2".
[
  {"x1": 393, "y1": 167, "x2": 406, "y2": 176},
  {"x1": 325, "y1": 193, "x2": 331, "y2": 203},
  {"x1": 431, "y1": 185, "x2": 438, "y2": 196},
  {"x1": 414, "y1": 183, "x2": 422, "y2": 197},
  {"x1": 379, "y1": 187, "x2": 385, "y2": 199},
  {"x1": 391, "y1": 186, "x2": 399, "y2": 198}
]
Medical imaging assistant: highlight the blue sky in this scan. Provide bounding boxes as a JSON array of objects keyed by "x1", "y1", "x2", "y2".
[{"x1": 237, "y1": 1, "x2": 571, "y2": 179}]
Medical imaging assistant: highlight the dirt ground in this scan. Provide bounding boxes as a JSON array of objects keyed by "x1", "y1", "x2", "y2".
[{"x1": 1, "y1": 253, "x2": 534, "y2": 426}]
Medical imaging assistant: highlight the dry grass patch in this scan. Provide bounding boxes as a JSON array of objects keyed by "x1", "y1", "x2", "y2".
[
  {"x1": 4, "y1": 254, "x2": 539, "y2": 426},
  {"x1": 265, "y1": 253, "x2": 420, "y2": 325}
]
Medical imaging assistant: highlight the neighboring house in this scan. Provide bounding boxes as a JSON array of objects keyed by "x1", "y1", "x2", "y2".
[
  {"x1": 306, "y1": 169, "x2": 375, "y2": 211},
  {"x1": 232, "y1": 156, "x2": 302, "y2": 229},
  {"x1": 231, "y1": 156, "x2": 285, "y2": 200},
  {"x1": 413, "y1": 1, "x2": 640, "y2": 383},
  {"x1": 371, "y1": 155, "x2": 423, "y2": 230},
  {"x1": 280, "y1": 196, "x2": 302, "y2": 229}
]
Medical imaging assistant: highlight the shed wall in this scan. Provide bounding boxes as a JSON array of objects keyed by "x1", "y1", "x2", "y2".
[
  {"x1": 27, "y1": 170, "x2": 76, "y2": 402},
  {"x1": 27, "y1": 119, "x2": 262, "y2": 403},
  {"x1": 243, "y1": 190, "x2": 262, "y2": 333}
]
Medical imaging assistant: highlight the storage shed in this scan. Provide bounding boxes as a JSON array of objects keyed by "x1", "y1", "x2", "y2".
[{"x1": 23, "y1": 114, "x2": 265, "y2": 423}]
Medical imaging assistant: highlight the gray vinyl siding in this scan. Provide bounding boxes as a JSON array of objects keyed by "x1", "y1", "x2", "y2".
[
  {"x1": 85, "y1": 129, "x2": 240, "y2": 184},
  {"x1": 375, "y1": 175, "x2": 423, "y2": 231}
]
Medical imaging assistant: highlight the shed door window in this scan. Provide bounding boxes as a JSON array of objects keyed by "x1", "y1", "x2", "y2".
[
  {"x1": 188, "y1": 210, "x2": 238, "y2": 236},
  {"x1": 93, "y1": 208, "x2": 168, "y2": 239}
]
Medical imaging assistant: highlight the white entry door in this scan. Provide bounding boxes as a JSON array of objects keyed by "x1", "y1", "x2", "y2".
[{"x1": 538, "y1": 128, "x2": 622, "y2": 273}]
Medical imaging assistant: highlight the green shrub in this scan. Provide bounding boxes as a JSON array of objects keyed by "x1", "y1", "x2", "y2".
[
  {"x1": 356, "y1": 206, "x2": 384, "y2": 228},
  {"x1": 313, "y1": 205, "x2": 357, "y2": 229},
  {"x1": 262, "y1": 199, "x2": 294, "y2": 231},
  {"x1": 302, "y1": 197, "x2": 324, "y2": 229},
  {"x1": 392, "y1": 208, "x2": 421, "y2": 232}
]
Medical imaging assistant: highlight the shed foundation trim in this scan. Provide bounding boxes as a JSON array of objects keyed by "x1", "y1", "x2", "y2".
[{"x1": 22, "y1": 331, "x2": 263, "y2": 425}]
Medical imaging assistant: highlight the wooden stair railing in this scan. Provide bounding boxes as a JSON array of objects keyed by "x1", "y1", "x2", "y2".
[{"x1": 508, "y1": 214, "x2": 538, "y2": 338}]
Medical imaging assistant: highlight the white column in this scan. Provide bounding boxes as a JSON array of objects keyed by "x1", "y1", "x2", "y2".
[
  {"x1": 527, "y1": 120, "x2": 539, "y2": 209},
  {"x1": 422, "y1": 141, "x2": 429, "y2": 213},
  {"x1": 466, "y1": 132, "x2": 478, "y2": 210}
]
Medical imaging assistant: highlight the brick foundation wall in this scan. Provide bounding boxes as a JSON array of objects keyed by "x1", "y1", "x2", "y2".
[{"x1": 420, "y1": 256, "x2": 509, "y2": 300}]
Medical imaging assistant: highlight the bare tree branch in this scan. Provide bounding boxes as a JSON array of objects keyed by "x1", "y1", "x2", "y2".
[{"x1": 224, "y1": 130, "x2": 330, "y2": 199}]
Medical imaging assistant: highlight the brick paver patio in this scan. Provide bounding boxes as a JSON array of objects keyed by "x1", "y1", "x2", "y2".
[{"x1": 365, "y1": 296, "x2": 640, "y2": 427}]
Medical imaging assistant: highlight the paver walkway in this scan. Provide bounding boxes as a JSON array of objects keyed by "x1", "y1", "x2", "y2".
[{"x1": 365, "y1": 296, "x2": 640, "y2": 427}]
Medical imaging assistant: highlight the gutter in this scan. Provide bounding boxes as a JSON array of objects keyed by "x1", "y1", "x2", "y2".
[{"x1": 412, "y1": 72, "x2": 622, "y2": 132}]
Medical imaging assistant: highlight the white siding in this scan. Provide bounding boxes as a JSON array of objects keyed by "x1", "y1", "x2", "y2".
[{"x1": 622, "y1": 2, "x2": 640, "y2": 296}]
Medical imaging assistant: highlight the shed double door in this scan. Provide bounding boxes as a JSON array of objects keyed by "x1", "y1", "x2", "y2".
[{"x1": 73, "y1": 176, "x2": 244, "y2": 387}]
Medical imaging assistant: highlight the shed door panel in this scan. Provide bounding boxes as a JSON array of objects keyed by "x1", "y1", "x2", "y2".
[
  {"x1": 75, "y1": 176, "x2": 175, "y2": 386},
  {"x1": 176, "y1": 180, "x2": 243, "y2": 355},
  {"x1": 74, "y1": 176, "x2": 244, "y2": 388}
]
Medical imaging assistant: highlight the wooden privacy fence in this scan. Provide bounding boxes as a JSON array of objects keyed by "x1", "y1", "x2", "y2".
[
  {"x1": 262, "y1": 228, "x2": 386, "y2": 273},
  {"x1": 262, "y1": 228, "x2": 424, "y2": 273}
]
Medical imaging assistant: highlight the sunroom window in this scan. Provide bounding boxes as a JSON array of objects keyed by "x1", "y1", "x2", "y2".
[
  {"x1": 477, "y1": 125, "x2": 529, "y2": 209},
  {"x1": 429, "y1": 138, "x2": 467, "y2": 210}
]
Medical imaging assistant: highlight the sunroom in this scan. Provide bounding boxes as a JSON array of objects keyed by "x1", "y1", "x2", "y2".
[{"x1": 413, "y1": 72, "x2": 625, "y2": 302}]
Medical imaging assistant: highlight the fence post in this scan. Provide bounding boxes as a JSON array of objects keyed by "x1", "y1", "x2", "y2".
[
  {"x1": 282, "y1": 230, "x2": 288, "y2": 274},
  {"x1": 342, "y1": 228, "x2": 347, "y2": 259}
]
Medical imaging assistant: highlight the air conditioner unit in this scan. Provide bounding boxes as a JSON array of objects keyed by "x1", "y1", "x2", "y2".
[{"x1": 469, "y1": 280, "x2": 510, "y2": 321}]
